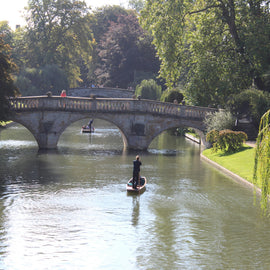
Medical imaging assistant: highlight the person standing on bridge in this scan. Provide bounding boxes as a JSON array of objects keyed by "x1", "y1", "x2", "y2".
[
  {"x1": 60, "y1": 90, "x2": 67, "y2": 97},
  {"x1": 133, "y1": 155, "x2": 142, "y2": 189}
]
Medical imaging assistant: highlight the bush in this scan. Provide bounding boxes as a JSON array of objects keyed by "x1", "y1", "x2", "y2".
[
  {"x1": 135, "y1": 79, "x2": 162, "y2": 100},
  {"x1": 206, "y1": 129, "x2": 248, "y2": 153},
  {"x1": 160, "y1": 89, "x2": 184, "y2": 103},
  {"x1": 227, "y1": 87, "x2": 270, "y2": 128},
  {"x1": 204, "y1": 110, "x2": 235, "y2": 133}
]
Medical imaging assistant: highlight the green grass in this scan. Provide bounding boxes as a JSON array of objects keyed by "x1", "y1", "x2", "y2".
[
  {"x1": 0, "y1": 121, "x2": 12, "y2": 127},
  {"x1": 202, "y1": 145, "x2": 256, "y2": 184},
  {"x1": 186, "y1": 131, "x2": 200, "y2": 139}
]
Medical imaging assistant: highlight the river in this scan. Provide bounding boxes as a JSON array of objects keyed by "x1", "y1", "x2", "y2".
[{"x1": 0, "y1": 119, "x2": 270, "y2": 269}]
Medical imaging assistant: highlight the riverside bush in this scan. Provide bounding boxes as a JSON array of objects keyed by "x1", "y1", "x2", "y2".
[
  {"x1": 206, "y1": 129, "x2": 248, "y2": 153},
  {"x1": 135, "y1": 79, "x2": 162, "y2": 100},
  {"x1": 204, "y1": 110, "x2": 235, "y2": 133}
]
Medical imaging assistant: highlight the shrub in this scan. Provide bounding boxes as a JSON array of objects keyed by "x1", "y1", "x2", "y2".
[
  {"x1": 204, "y1": 110, "x2": 235, "y2": 133},
  {"x1": 135, "y1": 79, "x2": 162, "y2": 100},
  {"x1": 206, "y1": 129, "x2": 248, "y2": 153},
  {"x1": 160, "y1": 89, "x2": 184, "y2": 103}
]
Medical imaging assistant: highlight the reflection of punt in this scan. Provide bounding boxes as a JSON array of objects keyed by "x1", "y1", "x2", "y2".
[
  {"x1": 126, "y1": 177, "x2": 147, "y2": 193},
  {"x1": 81, "y1": 125, "x2": 95, "y2": 133}
]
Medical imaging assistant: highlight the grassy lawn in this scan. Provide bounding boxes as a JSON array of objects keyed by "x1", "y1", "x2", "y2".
[
  {"x1": 0, "y1": 121, "x2": 12, "y2": 127},
  {"x1": 202, "y1": 145, "x2": 256, "y2": 184},
  {"x1": 186, "y1": 131, "x2": 200, "y2": 139}
]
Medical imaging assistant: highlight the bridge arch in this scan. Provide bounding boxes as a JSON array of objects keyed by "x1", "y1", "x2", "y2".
[
  {"x1": 10, "y1": 111, "x2": 131, "y2": 150},
  {"x1": 8, "y1": 96, "x2": 218, "y2": 150}
]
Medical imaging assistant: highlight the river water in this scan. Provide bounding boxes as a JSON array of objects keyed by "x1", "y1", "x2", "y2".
[{"x1": 0, "y1": 119, "x2": 270, "y2": 269}]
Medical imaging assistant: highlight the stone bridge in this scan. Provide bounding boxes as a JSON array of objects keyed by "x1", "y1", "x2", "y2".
[{"x1": 8, "y1": 96, "x2": 218, "y2": 150}]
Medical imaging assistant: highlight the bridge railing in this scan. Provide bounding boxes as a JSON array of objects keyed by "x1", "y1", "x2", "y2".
[{"x1": 9, "y1": 96, "x2": 218, "y2": 120}]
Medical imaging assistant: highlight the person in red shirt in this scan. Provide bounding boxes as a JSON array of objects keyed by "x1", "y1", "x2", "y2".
[{"x1": 60, "y1": 90, "x2": 66, "y2": 97}]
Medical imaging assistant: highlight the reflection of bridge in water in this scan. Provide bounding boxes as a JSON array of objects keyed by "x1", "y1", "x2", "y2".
[{"x1": 8, "y1": 96, "x2": 218, "y2": 150}]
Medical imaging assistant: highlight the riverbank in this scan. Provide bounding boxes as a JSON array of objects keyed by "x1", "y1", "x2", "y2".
[
  {"x1": 184, "y1": 133, "x2": 200, "y2": 144},
  {"x1": 201, "y1": 143, "x2": 261, "y2": 193}
]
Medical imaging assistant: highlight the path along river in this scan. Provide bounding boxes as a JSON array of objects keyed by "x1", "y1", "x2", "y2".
[{"x1": 0, "y1": 119, "x2": 270, "y2": 269}]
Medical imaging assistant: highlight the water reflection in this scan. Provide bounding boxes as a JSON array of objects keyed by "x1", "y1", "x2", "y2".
[
  {"x1": 1, "y1": 120, "x2": 270, "y2": 269},
  {"x1": 130, "y1": 195, "x2": 140, "y2": 227}
]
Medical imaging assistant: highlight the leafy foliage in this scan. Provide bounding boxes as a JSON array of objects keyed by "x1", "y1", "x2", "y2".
[
  {"x1": 140, "y1": 0, "x2": 270, "y2": 106},
  {"x1": 227, "y1": 88, "x2": 270, "y2": 128},
  {"x1": 96, "y1": 12, "x2": 160, "y2": 88},
  {"x1": 1, "y1": 3, "x2": 161, "y2": 94},
  {"x1": 128, "y1": 0, "x2": 145, "y2": 12},
  {"x1": 206, "y1": 129, "x2": 247, "y2": 153},
  {"x1": 22, "y1": 0, "x2": 94, "y2": 87},
  {"x1": 204, "y1": 110, "x2": 235, "y2": 133},
  {"x1": 15, "y1": 65, "x2": 68, "y2": 96},
  {"x1": 86, "y1": 6, "x2": 130, "y2": 86},
  {"x1": 135, "y1": 79, "x2": 161, "y2": 100},
  {"x1": 0, "y1": 36, "x2": 19, "y2": 121},
  {"x1": 160, "y1": 89, "x2": 184, "y2": 103},
  {"x1": 253, "y1": 109, "x2": 270, "y2": 214},
  {"x1": 90, "y1": 6, "x2": 130, "y2": 44}
]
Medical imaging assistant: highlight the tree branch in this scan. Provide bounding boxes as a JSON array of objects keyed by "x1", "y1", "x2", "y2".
[{"x1": 188, "y1": 4, "x2": 221, "y2": 16}]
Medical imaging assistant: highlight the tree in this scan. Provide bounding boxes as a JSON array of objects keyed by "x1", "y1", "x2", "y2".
[
  {"x1": 135, "y1": 79, "x2": 161, "y2": 100},
  {"x1": 0, "y1": 21, "x2": 14, "y2": 46},
  {"x1": 128, "y1": 0, "x2": 145, "y2": 12},
  {"x1": 140, "y1": 0, "x2": 270, "y2": 106},
  {"x1": 253, "y1": 109, "x2": 270, "y2": 214},
  {"x1": 23, "y1": 0, "x2": 94, "y2": 88},
  {"x1": 15, "y1": 65, "x2": 68, "y2": 96},
  {"x1": 96, "y1": 12, "x2": 159, "y2": 88},
  {"x1": 87, "y1": 6, "x2": 131, "y2": 85},
  {"x1": 90, "y1": 6, "x2": 130, "y2": 44},
  {"x1": 0, "y1": 36, "x2": 19, "y2": 121}
]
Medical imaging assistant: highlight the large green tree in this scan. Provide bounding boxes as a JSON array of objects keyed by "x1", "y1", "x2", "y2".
[
  {"x1": 23, "y1": 0, "x2": 94, "y2": 88},
  {"x1": 0, "y1": 36, "x2": 19, "y2": 121},
  {"x1": 141, "y1": 0, "x2": 270, "y2": 106}
]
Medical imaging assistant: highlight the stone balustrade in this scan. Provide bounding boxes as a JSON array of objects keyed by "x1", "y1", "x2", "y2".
[{"x1": 9, "y1": 96, "x2": 217, "y2": 121}]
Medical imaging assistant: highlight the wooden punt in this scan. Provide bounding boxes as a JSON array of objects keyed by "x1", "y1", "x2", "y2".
[
  {"x1": 81, "y1": 125, "x2": 95, "y2": 133},
  {"x1": 126, "y1": 176, "x2": 147, "y2": 193}
]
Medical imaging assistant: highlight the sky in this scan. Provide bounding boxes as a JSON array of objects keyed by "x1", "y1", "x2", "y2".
[{"x1": 0, "y1": 0, "x2": 129, "y2": 29}]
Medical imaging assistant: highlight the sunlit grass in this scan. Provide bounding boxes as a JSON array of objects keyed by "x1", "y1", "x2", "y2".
[
  {"x1": 202, "y1": 145, "x2": 256, "y2": 184},
  {"x1": 0, "y1": 121, "x2": 12, "y2": 127}
]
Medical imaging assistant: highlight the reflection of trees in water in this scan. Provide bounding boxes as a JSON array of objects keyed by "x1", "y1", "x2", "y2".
[{"x1": 1, "y1": 148, "x2": 66, "y2": 187}]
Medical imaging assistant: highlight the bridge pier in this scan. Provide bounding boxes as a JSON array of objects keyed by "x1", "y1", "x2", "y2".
[
  {"x1": 10, "y1": 110, "x2": 83, "y2": 150},
  {"x1": 35, "y1": 133, "x2": 59, "y2": 149},
  {"x1": 125, "y1": 135, "x2": 150, "y2": 151}
]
